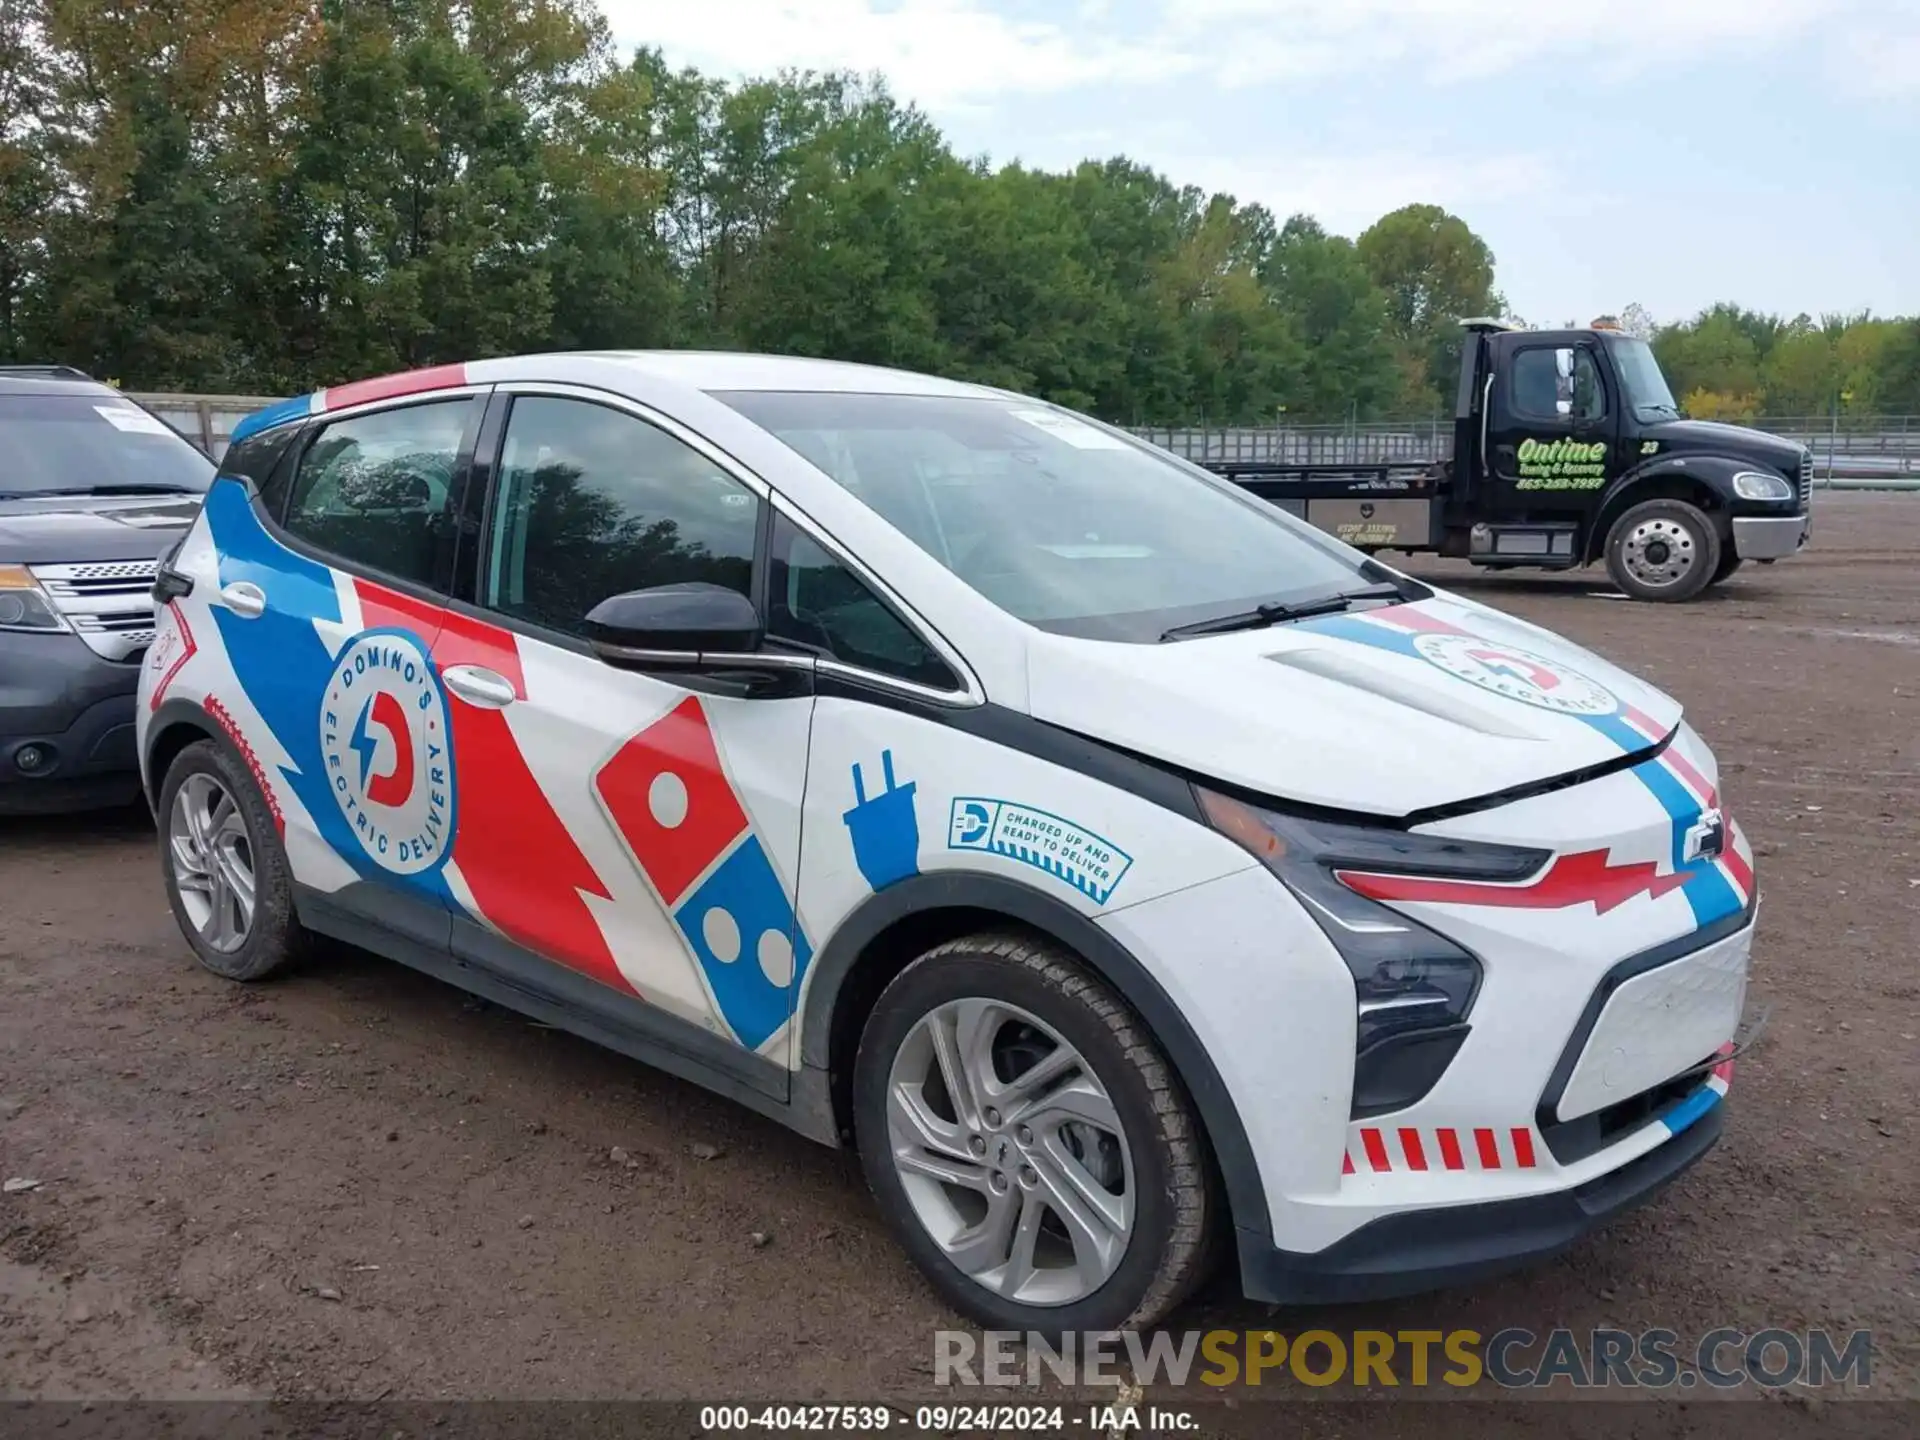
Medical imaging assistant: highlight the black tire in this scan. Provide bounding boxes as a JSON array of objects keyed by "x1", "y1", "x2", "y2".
[
  {"x1": 1603, "y1": 498, "x2": 1722, "y2": 602},
  {"x1": 1708, "y1": 551, "x2": 1744, "y2": 586},
  {"x1": 852, "y1": 933, "x2": 1214, "y2": 1335},
  {"x1": 157, "y1": 738, "x2": 311, "y2": 982}
]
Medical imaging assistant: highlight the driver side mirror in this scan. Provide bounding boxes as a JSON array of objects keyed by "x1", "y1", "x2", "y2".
[{"x1": 585, "y1": 583, "x2": 763, "y2": 667}]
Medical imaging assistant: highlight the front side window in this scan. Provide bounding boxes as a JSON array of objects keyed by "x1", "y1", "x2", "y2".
[
  {"x1": 283, "y1": 398, "x2": 476, "y2": 586},
  {"x1": 711, "y1": 391, "x2": 1370, "y2": 643},
  {"x1": 483, "y1": 396, "x2": 759, "y2": 639},
  {"x1": 768, "y1": 514, "x2": 958, "y2": 690},
  {"x1": 0, "y1": 393, "x2": 215, "y2": 500},
  {"x1": 1511, "y1": 347, "x2": 1606, "y2": 423}
]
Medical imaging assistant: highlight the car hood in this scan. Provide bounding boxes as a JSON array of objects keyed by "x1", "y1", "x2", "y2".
[
  {"x1": 0, "y1": 494, "x2": 202, "y2": 564},
  {"x1": 1644, "y1": 417, "x2": 1803, "y2": 472},
  {"x1": 1024, "y1": 593, "x2": 1683, "y2": 819}
]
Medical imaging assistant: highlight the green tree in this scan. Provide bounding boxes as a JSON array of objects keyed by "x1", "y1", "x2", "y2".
[
  {"x1": 1260, "y1": 215, "x2": 1400, "y2": 421},
  {"x1": 1355, "y1": 203, "x2": 1501, "y2": 409}
]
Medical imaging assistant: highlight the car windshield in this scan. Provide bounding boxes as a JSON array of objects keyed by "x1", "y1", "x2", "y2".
[
  {"x1": 0, "y1": 392, "x2": 215, "y2": 499},
  {"x1": 1607, "y1": 338, "x2": 1682, "y2": 421},
  {"x1": 712, "y1": 390, "x2": 1372, "y2": 642}
]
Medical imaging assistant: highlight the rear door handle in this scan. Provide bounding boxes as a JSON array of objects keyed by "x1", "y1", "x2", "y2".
[
  {"x1": 441, "y1": 664, "x2": 516, "y2": 708},
  {"x1": 217, "y1": 581, "x2": 265, "y2": 619}
]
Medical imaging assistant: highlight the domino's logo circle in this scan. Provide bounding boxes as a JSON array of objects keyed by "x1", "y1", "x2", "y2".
[
  {"x1": 318, "y1": 629, "x2": 456, "y2": 875},
  {"x1": 1412, "y1": 633, "x2": 1620, "y2": 716}
]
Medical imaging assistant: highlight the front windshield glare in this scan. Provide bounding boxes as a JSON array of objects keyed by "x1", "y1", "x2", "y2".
[
  {"x1": 1608, "y1": 339, "x2": 1680, "y2": 419},
  {"x1": 712, "y1": 390, "x2": 1368, "y2": 642}
]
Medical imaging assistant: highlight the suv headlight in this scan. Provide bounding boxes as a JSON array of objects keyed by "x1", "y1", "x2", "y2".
[
  {"x1": 1732, "y1": 470, "x2": 1792, "y2": 501},
  {"x1": 0, "y1": 565, "x2": 69, "y2": 632},
  {"x1": 1196, "y1": 787, "x2": 1549, "y2": 1116}
]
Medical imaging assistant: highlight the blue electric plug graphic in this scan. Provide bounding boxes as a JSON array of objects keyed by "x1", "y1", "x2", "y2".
[{"x1": 843, "y1": 750, "x2": 919, "y2": 891}]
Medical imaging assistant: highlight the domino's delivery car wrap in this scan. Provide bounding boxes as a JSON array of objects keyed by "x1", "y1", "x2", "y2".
[{"x1": 137, "y1": 352, "x2": 1761, "y2": 1332}]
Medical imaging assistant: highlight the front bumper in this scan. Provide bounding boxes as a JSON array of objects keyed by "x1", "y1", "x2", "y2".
[
  {"x1": 1732, "y1": 514, "x2": 1808, "y2": 560},
  {"x1": 1240, "y1": 1101, "x2": 1723, "y2": 1304},
  {"x1": 0, "y1": 630, "x2": 144, "y2": 814}
]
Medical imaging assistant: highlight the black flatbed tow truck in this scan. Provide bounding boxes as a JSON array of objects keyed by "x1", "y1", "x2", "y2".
[{"x1": 1202, "y1": 320, "x2": 1813, "y2": 601}]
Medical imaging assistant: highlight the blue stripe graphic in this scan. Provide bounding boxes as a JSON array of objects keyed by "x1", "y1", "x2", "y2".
[
  {"x1": 1659, "y1": 1079, "x2": 1724, "y2": 1137},
  {"x1": 1296, "y1": 611, "x2": 1740, "y2": 929},
  {"x1": 229, "y1": 393, "x2": 314, "y2": 444}
]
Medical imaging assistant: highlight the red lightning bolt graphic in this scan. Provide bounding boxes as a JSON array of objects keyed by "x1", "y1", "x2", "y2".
[{"x1": 1336, "y1": 849, "x2": 1695, "y2": 916}]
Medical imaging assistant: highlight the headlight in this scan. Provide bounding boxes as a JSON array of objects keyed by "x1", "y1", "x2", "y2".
[
  {"x1": 0, "y1": 565, "x2": 68, "y2": 632},
  {"x1": 1732, "y1": 471, "x2": 1792, "y2": 501},
  {"x1": 1195, "y1": 787, "x2": 1549, "y2": 1116}
]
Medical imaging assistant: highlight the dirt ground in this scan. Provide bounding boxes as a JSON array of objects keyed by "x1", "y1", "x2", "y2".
[{"x1": 2, "y1": 493, "x2": 1915, "y2": 1433}]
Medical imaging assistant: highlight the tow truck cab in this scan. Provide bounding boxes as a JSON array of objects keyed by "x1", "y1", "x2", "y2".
[
  {"x1": 1206, "y1": 322, "x2": 1812, "y2": 602},
  {"x1": 1436, "y1": 320, "x2": 1811, "y2": 597}
]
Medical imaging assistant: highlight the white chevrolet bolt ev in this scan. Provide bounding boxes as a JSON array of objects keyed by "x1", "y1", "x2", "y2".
[{"x1": 137, "y1": 352, "x2": 1758, "y2": 1332}]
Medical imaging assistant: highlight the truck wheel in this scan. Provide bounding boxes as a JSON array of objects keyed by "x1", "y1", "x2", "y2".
[
  {"x1": 852, "y1": 933, "x2": 1214, "y2": 1335},
  {"x1": 1708, "y1": 552, "x2": 1744, "y2": 586},
  {"x1": 1604, "y1": 499, "x2": 1722, "y2": 602},
  {"x1": 158, "y1": 739, "x2": 311, "y2": 982}
]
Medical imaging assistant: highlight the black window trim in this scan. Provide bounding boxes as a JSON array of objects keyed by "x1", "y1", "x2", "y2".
[
  {"x1": 254, "y1": 385, "x2": 494, "y2": 608},
  {"x1": 1507, "y1": 342, "x2": 1611, "y2": 426},
  {"x1": 469, "y1": 381, "x2": 985, "y2": 709}
]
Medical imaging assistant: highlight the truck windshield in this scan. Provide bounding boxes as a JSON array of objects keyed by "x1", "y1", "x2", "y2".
[
  {"x1": 0, "y1": 392, "x2": 215, "y2": 498},
  {"x1": 712, "y1": 389, "x2": 1371, "y2": 643},
  {"x1": 1607, "y1": 338, "x2": 1682, "y2": 422}
]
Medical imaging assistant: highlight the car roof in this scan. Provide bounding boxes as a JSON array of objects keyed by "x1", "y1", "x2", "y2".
[
  {"x1": 0, "y1": 375, "x2": 118, "y2": 399},
  {"x1": 550, "y1": 350, "x2": 1008, "y2": 399}
]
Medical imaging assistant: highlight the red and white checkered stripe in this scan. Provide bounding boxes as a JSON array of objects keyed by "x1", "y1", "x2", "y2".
[{"x1": 1343, "y1": 1123, "x2": 1541, "y2": 1175}]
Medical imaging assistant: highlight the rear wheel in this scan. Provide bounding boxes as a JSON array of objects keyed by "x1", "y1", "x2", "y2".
[
  {"x1": 852, "y1": 933, "x2": 1214, "y2": 1334},
  {"x1": 1604, "y1": 499, "x2": 1722, "y2": 602},
  {"x1": 159, "y1": 739, "x2": 310, "y2": 982}
]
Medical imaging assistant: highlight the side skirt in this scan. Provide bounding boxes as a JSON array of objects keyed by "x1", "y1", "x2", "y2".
[{"x1": 293, "y1": 883, "x2": 842, "y2": 1146}]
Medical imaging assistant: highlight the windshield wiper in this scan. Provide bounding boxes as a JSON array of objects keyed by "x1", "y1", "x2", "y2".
[
  {"x1": 4, "y1": 484, "x2": 201, "y2": 498},
  {"x1": 1159, "y1": 582, "x2": 1405, "y2": 642}
]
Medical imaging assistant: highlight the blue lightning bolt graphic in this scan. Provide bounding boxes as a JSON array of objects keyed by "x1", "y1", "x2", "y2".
[{"x1": 348, "y1": 695, "x2": 381, "y2": 791}]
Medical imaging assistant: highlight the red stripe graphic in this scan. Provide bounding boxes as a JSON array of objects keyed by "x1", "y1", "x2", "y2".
[
  {"x1": 1662, "y1": 746, "x2": 1717, "y2": 806},
  {"x1": 147, "y1": 601, "x2": 197, "y2": 711},
  {"x1": 1437, "y1": 1128, "x2": 1465, "y2": 1171},
  {"x1": 422, "y1": 608, "x2": 629, "y2": 996},
  {"x1": 1475, "y1": 1128, "x2": 1501, "y2": 1169},
  {"x1": 324, "y1": 363, "x2": 469, "y2": 413},
  {"x1": 1368, "y1": 604, "x2": 1469, "y2": 636},
  {"x1": 1339, "y1": 847, "x2": 1694, "y2": 916},
  {"x1": 1510, "y1": 1128, "x2": 1537, "y2": 1168},
  {"x1": 1621, "y1": 702, "x2": 1671, "y2": 742},
  {"x1": 1399, "y1": 1128, "x2": 1428, "y2": 1171},
  {"x1": 1361, "y1": 1129, "x2": 1391, "y2": 1172},
  {"x1": 1342, "y1": 1151, "x2": 1355, "y2": 1175}
]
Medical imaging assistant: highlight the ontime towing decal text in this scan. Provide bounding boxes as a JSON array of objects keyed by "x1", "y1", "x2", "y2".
[{"x1": 1514, "y1": 437, "x2": 1608, "y2": 490}]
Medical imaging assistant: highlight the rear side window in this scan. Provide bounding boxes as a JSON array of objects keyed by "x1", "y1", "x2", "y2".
[
  {"x1": 282, "y1": 399, "x2": 477, "y2": 587},
  {"x1": 481, "y1": 396, "x2": 760, "y2": 638},
  {"x1": 0, "y1": 392, "x2": 215, "y2": 499}
]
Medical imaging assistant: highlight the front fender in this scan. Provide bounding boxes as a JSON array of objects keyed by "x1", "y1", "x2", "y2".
[{"x1": 1586, "y1": 454, "x2": 1776, "y2": 562}]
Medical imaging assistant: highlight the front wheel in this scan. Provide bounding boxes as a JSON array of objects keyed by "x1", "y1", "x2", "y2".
[
  {"x1": 1708, "y1": 552, "x2": 1744, "y2": 586},
  {"x1": 852, "y1": 934, "x2": 1215, "y2": 1334},
  {"x1": 1604, "y1": 499, "x2": 1723, "y2": 602}
]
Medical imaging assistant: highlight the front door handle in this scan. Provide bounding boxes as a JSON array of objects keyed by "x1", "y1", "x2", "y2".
[
  {"x1": 217, "y1": 581, "x2": 265, "y2": 619},
  {"x1": 441, "y1": 664, "x2": 516, "y2": 709}
]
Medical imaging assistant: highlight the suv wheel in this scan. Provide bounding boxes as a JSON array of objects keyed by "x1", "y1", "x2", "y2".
[
  {"x1": 853, "y1": 933, "x2": 1214, "y2": 1334},
  {"x1": 1604, "y1": 499, "x2": 1722, "y2": 602},
  {"x1": 159, "y1": 739, "x2": 310, "y2": 982}
]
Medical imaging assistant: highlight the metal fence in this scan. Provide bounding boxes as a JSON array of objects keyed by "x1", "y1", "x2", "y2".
[
  {"x1": 138, "y1": 391, "x2": 1920, "y2": 487},
  {"x1": 1143, "y1": 416, "x2": 1920, "y2": 485}
]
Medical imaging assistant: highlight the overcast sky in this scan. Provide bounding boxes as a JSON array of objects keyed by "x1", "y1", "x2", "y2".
[{"x1": 610, "y1": 0, "x2": 1920, "y2": 328}]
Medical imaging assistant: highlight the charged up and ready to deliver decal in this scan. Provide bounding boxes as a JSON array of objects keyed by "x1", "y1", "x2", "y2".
[{"x1": 947, "y1": 798, "x2": 1133, "y2": 905}]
